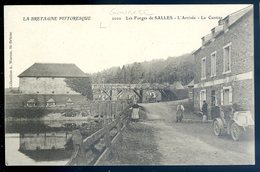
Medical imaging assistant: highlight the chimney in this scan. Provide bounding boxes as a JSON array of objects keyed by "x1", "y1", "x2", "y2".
[
  {"x1": 223, "y1": 16, "x2": 229, "y2": 31},
  {"x1": 201, "y1": 36, "x2": 205, "y2": 45},
  {"x1": 211, "y1": 28, "x2": 215, "y2": 37},
  {"x1": 218, "y1": 19, "x2": 224, "y2": 25}
]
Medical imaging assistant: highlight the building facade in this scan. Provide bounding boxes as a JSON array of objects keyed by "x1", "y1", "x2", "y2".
[
  {"x1": 14, "y1": 63, "x2": 89, "y2": 107},
  {"x1": 18, "y1": 63, "x2": 88, "y2": 95},
  {"x1": 193, "y1": 6, "x2": 254, "y2": 119}
]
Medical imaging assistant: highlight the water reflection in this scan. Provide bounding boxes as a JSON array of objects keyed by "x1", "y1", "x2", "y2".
[{"x1": 6, "y1": 119, "x2": 103, "y2": 162}]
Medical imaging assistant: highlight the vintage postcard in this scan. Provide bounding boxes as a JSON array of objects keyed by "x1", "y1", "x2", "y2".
[{"x1": 4, "y1": 5, "x2": 254, "y2": 166}]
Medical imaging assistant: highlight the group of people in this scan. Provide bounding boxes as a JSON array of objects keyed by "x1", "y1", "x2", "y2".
[{"x1": 129, "y1": 99, "x2": 213, "y2": 122}]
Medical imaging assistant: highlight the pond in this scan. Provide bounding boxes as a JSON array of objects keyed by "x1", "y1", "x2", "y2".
[{"x1": 5, "y1": 119, "x2": 103, "y2": 165}]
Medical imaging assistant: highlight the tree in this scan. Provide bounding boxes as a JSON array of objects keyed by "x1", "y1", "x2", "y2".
[
  {"x1": 90, "y1": 52, "x2": 195, "y2": 85},
  {"x1": 130, "y1": 62, "x2": 144, "y2": 84},
  {"x1": 121, "y1": 65, "x2": 127, "y2": 83},
  {"x1": 65, "y1": 77, "x2": 93, "y2": 100}
]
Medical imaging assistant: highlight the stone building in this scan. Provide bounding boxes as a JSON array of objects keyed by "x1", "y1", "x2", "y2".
[
  {"x1": 12, "y1": 63, "x2": 89, "y2": 108},
  {"x1": 192, "y1": 6, "x2": 254, "y2": 119},
  {"x1": 18, "y1": 63, "x2": 88, "y2": 94}
]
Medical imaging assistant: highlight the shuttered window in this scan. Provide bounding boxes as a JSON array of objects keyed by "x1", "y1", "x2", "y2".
[
  {"x1": 223, "y1": 43, "x2": 232, "y2": 74},
  {"x1": 201, "y1": 57, "x2": 206, "y2": 80},
  {"x1": 221, "y1": 86, "x2": 232, "y2": 105},
  {"x1": 211, "y1": 52, "x2": 216, "y2": 77}
]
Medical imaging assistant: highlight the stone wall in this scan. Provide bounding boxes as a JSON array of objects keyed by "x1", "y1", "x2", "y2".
[{"x1": 19, "y1": 77, "x2": 79, "y2": 94}]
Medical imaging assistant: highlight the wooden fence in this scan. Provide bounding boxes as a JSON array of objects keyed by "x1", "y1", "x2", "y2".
[
  {"x1": 78, "y1": 100, "x2": 130, "y2": 119},
  {"x1": 66, "y1": 100, "x2": 131, "y2": 165}
]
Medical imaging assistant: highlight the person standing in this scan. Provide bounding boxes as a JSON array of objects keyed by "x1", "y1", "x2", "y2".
[
  {"x1": 130, "y1": 102, "x2": 140, "y2": 122},
  {"x1": 202, "y1": 100, "x2": 208, "y2": 121},
  {"x1": 71, "y1": 129, "x2": 84, "y2": 165}
]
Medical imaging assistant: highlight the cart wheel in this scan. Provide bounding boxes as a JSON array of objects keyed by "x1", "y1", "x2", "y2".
[
  {"x1": 213, "y1": 120, "x2": 222, "y2": 136},
  {"x1": 231, "y1": 122, "x2": 241, "y2": 141}
]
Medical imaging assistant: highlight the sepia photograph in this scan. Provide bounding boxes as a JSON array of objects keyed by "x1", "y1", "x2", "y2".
[{"x1": 4, "y1": 4, "x2": 255, "y2": 166}]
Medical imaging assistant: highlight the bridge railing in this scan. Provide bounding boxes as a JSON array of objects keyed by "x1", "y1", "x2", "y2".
[
  {"x1": 91, "y1": 83, "x2": 169, "y2": 90},
  {"x1": 66, "y1": 101, "x2": 132, "y2": 165}
]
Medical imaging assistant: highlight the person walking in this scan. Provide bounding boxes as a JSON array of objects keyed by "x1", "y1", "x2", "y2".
[
  {"x1": 176, "y1": 103, "x2": 185, "y2": 122},
  {"x1": 202, "y1": 100, "x2": 208, "y2": 121}
]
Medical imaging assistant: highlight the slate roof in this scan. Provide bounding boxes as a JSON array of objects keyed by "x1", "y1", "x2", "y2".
[
  {"x1": 18, "y1": 63, "x2": 88, "y2": 78},
  {"x1": 187, "y1": 80, "x2": 194, "y2": 87},
  {"x1": 27, "y1": 99, "x2": 36, "y2": 103},
  {"x1": 170, "y1": 81, "x2": 185, "y2": 90},
  {"x1": 47, "y1": 98, "x2": 55, "y2": 103},
  {"x1": 183, "y1": 80, "x2": 194, "y2": 89}
]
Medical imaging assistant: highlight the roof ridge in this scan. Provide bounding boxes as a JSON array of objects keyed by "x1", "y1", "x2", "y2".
[
  {"x1": 18, "y1": 63, "x2": 87, "y2": 78},
  {"x1": 193, "y1": 5, "x2": 253, "y2": 55},
  {"x1": 223, "y1": 5, "x2": 253, "y2": 20},
  {"x1": 34, "y1": 62, "x2": 76, "y2": 65}
]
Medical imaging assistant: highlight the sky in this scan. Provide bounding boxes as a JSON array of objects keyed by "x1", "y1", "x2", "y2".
[{"x1": 4, "y1": 4, "x2": 251, "y2": 88}]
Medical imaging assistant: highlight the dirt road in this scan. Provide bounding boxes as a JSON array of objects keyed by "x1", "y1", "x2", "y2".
[
  {"x1": 101, "y1": 101, "x2": 254, "y2": 165},
  {"x1": 141, "y1": 101, "x2": 255, "y2": 165}
]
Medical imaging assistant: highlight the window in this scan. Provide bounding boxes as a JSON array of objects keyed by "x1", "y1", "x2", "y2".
[
  {"x1": 224, "y1": 18, "x2": 229, "y2": 32},
  {"x1": 225, "y1": 18, "x2": 229, "y2": 25},
  {"x1": 27, "y1": 99, "x2": 36, "y2": 107},
  {"x1": 223, "y1": 43, "x2": 232, "y2": 74},
  {"x1": 211, "y1": 52, "x2": 216, "y2": 77},
  {"x1": 221, "y1": 86, "x2": 232, "y2": 105},
  {"x1": 46, "y1": 98, "x2": 56, "y2": 107},
  {"x1": 200, "y1": 89, "x2": 206, "y2": 109},
  {"x1": 66, "y1": 98, "x2": 73, "y2": 105},
  {"x1": 201, "y1": 57, "x2": 206, "y2": 80},
  {"x1": 212, "y1": 28, "x2": 215, "y2": 35}
]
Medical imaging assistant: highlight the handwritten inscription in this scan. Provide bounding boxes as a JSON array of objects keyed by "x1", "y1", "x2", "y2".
[
  {"x1": 108, "y1": 8, "x2": 222, "y2": 22},
  {"x1": 109, "y1": 8, "x2": 153, "y2": 16}
]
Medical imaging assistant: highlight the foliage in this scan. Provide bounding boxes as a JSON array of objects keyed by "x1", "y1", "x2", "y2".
[
  {"x1": 91, "y1": 53, "x2": 195, "y2": 85},
  {"x1": 65, "y1": 77, "x2": 93, "y2": 100}
]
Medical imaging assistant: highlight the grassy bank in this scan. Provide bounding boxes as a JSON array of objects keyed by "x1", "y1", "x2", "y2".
[{"x1": 99, "y1": 106, "x2": 161, "y2": 165}]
